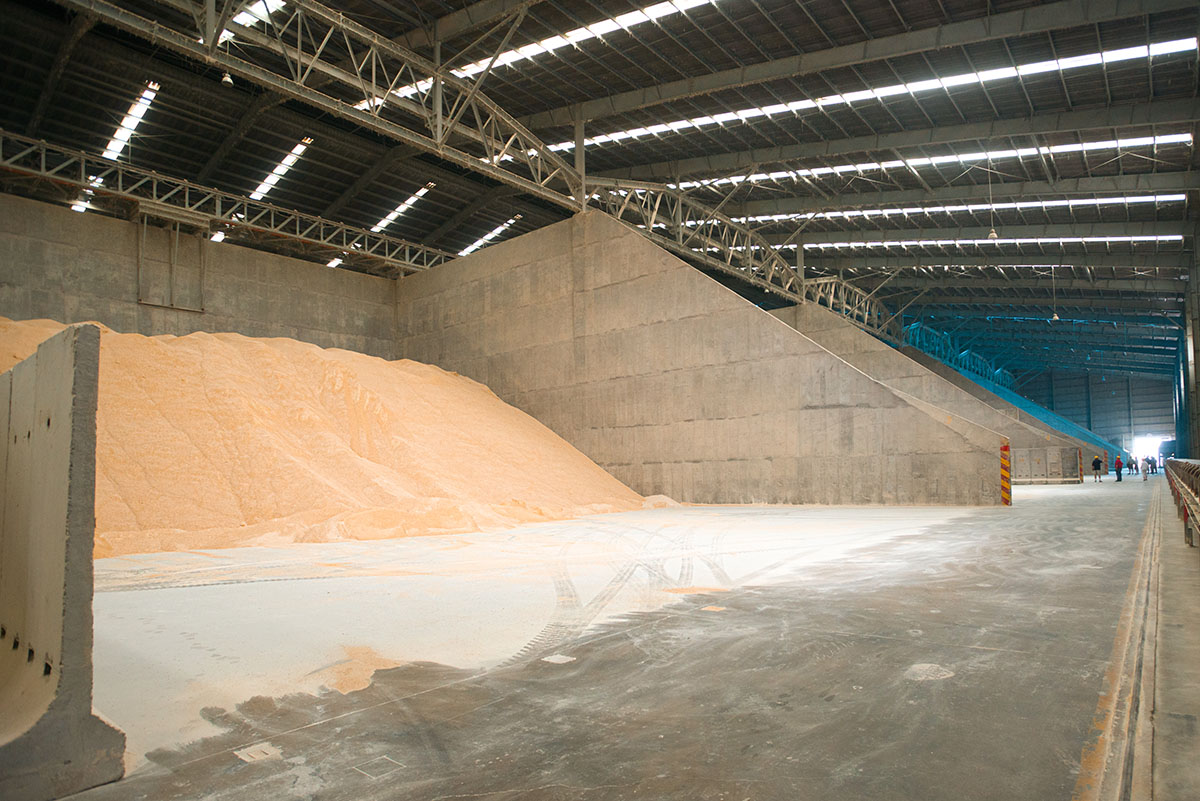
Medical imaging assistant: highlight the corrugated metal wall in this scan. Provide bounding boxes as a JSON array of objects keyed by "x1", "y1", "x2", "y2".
[{"x1": 1019, "y1": 371, "x2": 1174, "y2": 451}]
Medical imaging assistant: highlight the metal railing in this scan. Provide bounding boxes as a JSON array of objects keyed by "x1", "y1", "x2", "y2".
[
  {"x1": 904, "y1": 321, "x2": 1017, "y2": 389},
  {"x1": 1164, "y1": 458, "x2": 1200, "y2": 547}
]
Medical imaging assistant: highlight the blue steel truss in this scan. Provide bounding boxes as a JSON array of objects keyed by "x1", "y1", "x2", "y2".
[{"x1": 903, "y1": 322, "x2": 1017, "y2": 390}]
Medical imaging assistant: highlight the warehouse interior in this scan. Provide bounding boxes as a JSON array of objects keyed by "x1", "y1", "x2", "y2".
[{"x1": 0, "y1": 0, "x2": 1198, "y2": 799}]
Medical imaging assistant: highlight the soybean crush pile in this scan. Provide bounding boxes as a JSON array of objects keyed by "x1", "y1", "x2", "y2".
[{"x1": 1, "y1": 317, "x2": 643, "y2": 557}]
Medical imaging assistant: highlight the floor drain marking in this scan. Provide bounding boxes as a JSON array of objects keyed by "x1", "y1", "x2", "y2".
[
  {"x1": 541, "y1": 654, "x2": 575, "y2": 664},
  {"x1": 353, "y1": 755, "x2": 404, "y2": 779},
  {"x1": 904, "y1": 663, "x2": 956, "y2": 681},
  {"x1": 701, "y1": 606, "x2": 726, "y2": 612},
  {"x1": 233, "y1": 743, "x2": 281, "y2": 762}
]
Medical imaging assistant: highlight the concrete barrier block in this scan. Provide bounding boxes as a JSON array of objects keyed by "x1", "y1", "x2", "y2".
[{"x1": 0, "y1": 324, "x2": 125, "y2": 800}]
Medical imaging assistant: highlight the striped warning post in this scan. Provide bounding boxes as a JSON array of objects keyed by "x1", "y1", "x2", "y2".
[
  {"x1": 1000, "y1": 443, "x2": 1013, "y2": 506},
  {"x1": 1077, "y1": 448, "x2": 1084, "y2": 482}
]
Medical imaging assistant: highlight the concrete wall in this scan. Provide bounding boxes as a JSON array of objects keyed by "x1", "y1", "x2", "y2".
[
  {"x1": 0, "y1": 324, "x2": 125, "y2": 800},
  {"x1": 901, "y1": 346, "x2": 1123, "y2": 467},
  {"x1": 770, "y1": 303, "x2": 1083, "y2": 484},
  {"x1": 0, "y1": 193, "x2": 396, "y2": 358},
  {"x1": 396, "y1": 210, "x2": 1009, "y2": 506}
]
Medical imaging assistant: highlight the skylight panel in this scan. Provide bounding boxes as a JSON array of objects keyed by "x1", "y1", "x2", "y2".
[
  {"x1": 549, "y1": 37, "x2": 1197, "y2": 153},
  {"x1": 370, "y1": 182, "x2": 435, "y2": 233},
  {"x1": 671, "y1": 134, "x2": 1192, "y2": 189},
  {"x1": 709, "y1": 195, "x2": 1187, "y2": 225},
  {"x1": 690, "y1": 234, "x2": 1183, "y2": 254},
  {"x1": 248, "y1": 137, "x2": 312, "y2": 201},
  {"x1": 459, "y1": 215, "x2": 522, "y2": 256},
  {"x1": 354, "y1": 0, "x2": 719, "y2": 110},
  {"x1": 102, "y1": 81, "x2": 159, "y2": 161},
  {"x1": 801, "y1": 235, "x2": 1183, "y2": 250},
  {"x1": 215, "y1": 0, "x2": 287, "y2": 43},
  {"x1": 70, "y1": 175, "x2": 105, "y2": 213}
]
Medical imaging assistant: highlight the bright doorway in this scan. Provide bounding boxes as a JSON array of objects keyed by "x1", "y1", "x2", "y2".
[{"x1": 1131, "y1": 434, "x2": 1167, "y2": 461}]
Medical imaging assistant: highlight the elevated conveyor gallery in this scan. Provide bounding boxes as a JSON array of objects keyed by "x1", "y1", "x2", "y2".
[
  {"x1": 397, "y1": 211, "x2": 1010, "y2": 506},
  {"x1": 770, "y1": 303, "x2": 1083, "y2": 484}
]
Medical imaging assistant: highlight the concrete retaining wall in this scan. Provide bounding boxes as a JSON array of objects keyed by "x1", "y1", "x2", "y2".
[
  {"x1": 396, "y1": 210, "x2": 1009, "y2": 506},
  {"x1": 0, "y1": 324, "x2": 125, "y2": 800},
  {"x1": 770, "y1": 303, "x2": 1083, "y2": 484},
  {"x1": 901, "y1": 345, "x2": 1122, "y2": 469},
  {"x1": 0, "y1": 193, "x2": 395, "y2": 358}
]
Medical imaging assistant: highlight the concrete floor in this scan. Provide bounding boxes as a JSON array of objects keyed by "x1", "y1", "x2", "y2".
[{"x1": 74, "y1": 480, "x2": 1163, "y2": 800}]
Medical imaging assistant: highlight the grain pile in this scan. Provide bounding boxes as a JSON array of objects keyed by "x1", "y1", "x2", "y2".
[{"x1": 1, "y1": 317, "x2": 643, "y2": 557}]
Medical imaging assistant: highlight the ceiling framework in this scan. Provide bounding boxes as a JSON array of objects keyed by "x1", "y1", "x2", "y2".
[
  {"x1": 0, "y1": 129, "x2": 457, "y2": 275},
  {"x1": 0, "y1": 0, "x2": 1195, "y2": 380},
  {"x1": 24, "y1": 0, "x2": 919, "y2": 344}
]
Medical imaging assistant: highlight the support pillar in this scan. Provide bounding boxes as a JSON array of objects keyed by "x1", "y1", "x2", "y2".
[
  {"x1": 797, "y1": 246, "x2": 806, "y2": 303},
  {"x1": 574, "y1": 112, "x2": 585, "y2": 213},
  {"x1": 1187, "y1": 225, "x2": 1200, "y2": 456},
  {"x1": 1085, "y1": 370, "x2": 1093, "y2": 431},
  {"x1": 433, "y1": 42, "x2": 443, "y2": 143}
]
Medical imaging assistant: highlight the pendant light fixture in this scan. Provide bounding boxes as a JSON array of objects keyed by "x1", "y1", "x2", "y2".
[
  {"x1": 986, "y1": 153, "x2": 998, "y2": 239},
  {"x1": 1051, "y1": 267, "x2": 1059, "y2": 320}
]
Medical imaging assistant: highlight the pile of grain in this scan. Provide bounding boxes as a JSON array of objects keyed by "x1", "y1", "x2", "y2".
[{"x1": 1, "y1": 317, "x2": 642, "y2": 557}]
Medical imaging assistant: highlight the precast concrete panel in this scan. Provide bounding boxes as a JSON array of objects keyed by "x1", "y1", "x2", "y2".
[{"x1": 0, "y1": 324, "x2": 125, "y2": 801}]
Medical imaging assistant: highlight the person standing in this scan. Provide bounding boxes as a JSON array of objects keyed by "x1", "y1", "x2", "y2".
[
  {"x1": 1143, "y1": 456, "x2": 1150, "y2": 481},
  {"x1": 1115, "y1": 456, "x2": 1123, "y2": 481},
  {"x1": 1092, "y1": 455, "x2": 1103, "y2": 482}
]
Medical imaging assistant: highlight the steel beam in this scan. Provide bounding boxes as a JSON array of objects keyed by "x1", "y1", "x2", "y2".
[
  {"x1": 424, "y1": 184, "x2": 518, "y2": 246},
  {"x1": 964, "y1": 334, "x2": 1178, "y2": 353},
  {"x1": 917, "y1": 309, "x2": 1182, "y2": 326},
  {"x1": 518, "y1": 0, "x2": 1199, "y2": 130},
  {"x1": 910, "y1": 295, "x2": 1184, "y2": 311},
  {"x1": 976, "y1": 342, "x2": 1177, "y2": 361},
  {"x1": 980, "y1": 355, "x2": 1176, "y2": 375},
  {"x1": 61, "y1": 0, "x2": 585, "y2": 210},
  {"x1": 13, "y1": 5, "x2": 569, "y2": 233},
  {"x1": 981, "y1": 342, "x2": 1178, "y2": 359},
  {"x1": 858, "y1": 277, "x2": 1186, "y2": 293},
  {"x1": 776, "y1": 221, "x2": 1188, "y2": 246},
  {"x1": 24, "y1": 12, "x2": 94, "y2": 138},
  {"x1": 195, "y1": 91, "x2": 287, "y2": 184},
  {"x1": 46, "y1": 0, "x2": 909, "y2": 342},
  {"x1": 939, "y1": 318, "x2": 1181, "y2": 333},
  {"x1": 958, "y1": 331, "x2": 1181, "y2": 349},
  {"x1": 395, "y1": 0, "x2": 543, "y2": 50},
  {"x1": 805, "y1": 253, "x2": 1192, "y2": 271},
  {"x1": 320, "y1": 144, "x2": 422, "y2": 219},
  {"x1": 732, "y1": 172, "x2": 1199, "y2": 218},
  {"x1": 604, "y1": 99, "x2": 1200, "y2": 180},
  {"x1": 0, "y1": 129, "x2": 454, "y2": 276}
]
